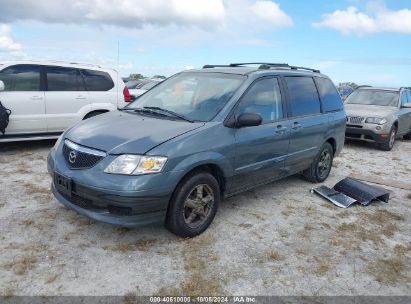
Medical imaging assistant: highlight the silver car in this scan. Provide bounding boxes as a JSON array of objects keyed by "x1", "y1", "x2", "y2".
[{"x1": 345, "y1": 87, "x2": 411, "y2": 150}]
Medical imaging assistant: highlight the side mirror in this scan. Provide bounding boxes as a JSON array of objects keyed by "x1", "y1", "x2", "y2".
[
  {"x1": 402, "y1": 103, "x2": 411, "y2": 109},
  {"x1": 0, "y1": 80, "x2": 4, "y2": 91},
  {"x1": 237, "y1": 113, "x2": 262, "y2": 128}
]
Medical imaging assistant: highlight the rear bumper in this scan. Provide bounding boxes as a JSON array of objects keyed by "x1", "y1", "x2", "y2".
[
  {"x1": 345, "y1": 127, "x2": 387, "y2": 143},
  {"x1": 51, "y1": 181, "x2": 169, "y2": 227}
]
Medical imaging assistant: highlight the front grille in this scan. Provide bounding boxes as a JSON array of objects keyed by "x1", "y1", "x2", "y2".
[
  {"x1": 347, "y1": 116, "x2": 365, "y2": 125},
  {"x1": 63, "y1": 140, "x2": 106, "y2": 169}
]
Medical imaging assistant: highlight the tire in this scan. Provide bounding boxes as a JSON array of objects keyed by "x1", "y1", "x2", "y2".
[
  {"x1": 166, "y1": 171, "x2": 220, "y2": 238},
  {"x1": 378, "y1": 125, "x2": 397, "y2": 151},
  {"x1": 84, "y1": 110, "x2": 106, "y2": 120},
  {"x1": 303, "y1": 142, "x2": 334, "y2": 183}
]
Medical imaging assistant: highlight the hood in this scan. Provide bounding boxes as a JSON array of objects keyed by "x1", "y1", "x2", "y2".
[
  {"x1": 344, "y1": 104, "x2": 397, "y2": 118},
  {"x1": 66, "y1": 111, "x2": 204, "y2": 154}
]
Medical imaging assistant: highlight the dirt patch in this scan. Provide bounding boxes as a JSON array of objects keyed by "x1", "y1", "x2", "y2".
[
  {"x1": 367, "y1": 257, "x2": 407, "y2": 285},
  {"x1": 158, "y1": 233, "x2": 223, "y2": 296},
  {"x1": 313, "y1": 256, "x2": 332, "y2": 276},
  {"x1": 104, "y1": 239, "x2": 157, "y2": 252},
  {"x1": 4, "y1": 255, "x2": 38, "y2": 275},
  {"x1": 269, "y1": 250, "x2": 284, "y2": 261}
]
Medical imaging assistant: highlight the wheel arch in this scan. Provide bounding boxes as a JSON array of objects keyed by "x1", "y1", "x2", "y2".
[{"x1": 325, "y1": 137, "x2": 337, "y2": 155}]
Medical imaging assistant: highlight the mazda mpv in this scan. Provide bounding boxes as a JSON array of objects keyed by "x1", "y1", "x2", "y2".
[{"x1": 48, "y1": 63, "x2": 346, "y2": 237}]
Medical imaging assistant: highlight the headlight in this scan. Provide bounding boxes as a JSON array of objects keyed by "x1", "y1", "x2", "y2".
[
  {"x1": 104, "y1": 155, "x2": 167, "y2": 175},
  {"x1": 365, "y1": 117, "x2": 387, "y2": 125}
]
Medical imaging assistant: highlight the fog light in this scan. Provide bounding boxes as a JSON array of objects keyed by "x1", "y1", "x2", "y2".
[{"x1": 376, "y1": 126, "x2": 382, "y2": 131}]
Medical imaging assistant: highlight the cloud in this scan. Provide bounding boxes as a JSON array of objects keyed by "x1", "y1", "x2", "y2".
[
  {"x1": 250, "y1": 1, "x2": 293, "y2": 27},
  {"x1": 0, "y1": 24, "x2": 22, "y2": 52},
  {"x1": 0, "y1": 0, "x2": 292, "y2": 31},
  {"x1": 313, "y1": 2, "x2": 411, "y2": 35}
]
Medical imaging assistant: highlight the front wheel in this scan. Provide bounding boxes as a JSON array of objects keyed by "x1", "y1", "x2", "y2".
[
  {"x1": 303, "y1": 142, "x2": 334, "y2": 183},
  {"x1": 166, "y1": 171, "x2": 220, "y2": 238},
  {"x1": 378, "y1": 126, "x2": 396, "y2": 151}
]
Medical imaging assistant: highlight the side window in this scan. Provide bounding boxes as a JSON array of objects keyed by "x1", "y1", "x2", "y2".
[
  {"x1": 237, "y1": 77, "x2": 283, "y2": 123},
  {"x1": 46, "y1": 66, "x2": 85, "y2": 91},
  {"x1": 81, "y1": 69, "x2": 114, "y2": 91},
  {"x1": 400, "y1": 91, "x2": 408, "y2": 106},
  {"x1": 0, "y1": 64, "x2": 41, "y2": 91},
  {"x1": 406, "y1": 91, "x2": 411, "y2": 104},
  {"x1": 285, "y1": 77, "x2": 321, "y2": 117},
  {"x1": 315, "y1": 77, "x2": 343, "y2": 112}
]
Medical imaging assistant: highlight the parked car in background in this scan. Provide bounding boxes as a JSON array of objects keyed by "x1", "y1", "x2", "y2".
[
  {"x1": 126, "y1": 79, "x2": 151, "y2": 90},
  {"x1": 129, "y1": 79, "x2": 163, "y2": 99},
  {"x1": 0, "y1": 60, "x2": 132, "y2": 142},
  {"x1": 345, "y1": 87, "x2": 411, "y2": 150},
  {"x1": 337, "y1": 85, "x2": 354, "y2": 101},
  {"x1": 48, "y1": 62, "x2": 345, "y2": 237}
]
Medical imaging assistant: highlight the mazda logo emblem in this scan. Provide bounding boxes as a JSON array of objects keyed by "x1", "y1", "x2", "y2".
[{"x1": 68, "y1": 151, "x2": 77, "y2": 164}]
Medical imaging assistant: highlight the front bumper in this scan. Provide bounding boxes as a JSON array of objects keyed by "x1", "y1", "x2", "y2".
[
  {"x1": 48, "y1": 148, "x2": 171, "y2": 227},
  {"x1": 52, "y1": 180, "x2": 169, "y2": 227},
  {"x1": 345, "y1": 126, "x2": 387, "y2": 143}
]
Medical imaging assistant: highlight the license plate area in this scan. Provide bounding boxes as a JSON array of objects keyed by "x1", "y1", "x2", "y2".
[{"x1": 54, "y1": 172, "x2": 72, "y2": 197}]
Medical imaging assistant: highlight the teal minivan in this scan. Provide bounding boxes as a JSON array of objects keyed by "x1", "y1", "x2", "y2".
[{"x1": 48, "y1": 63, "x2": 346, "y2": 237}]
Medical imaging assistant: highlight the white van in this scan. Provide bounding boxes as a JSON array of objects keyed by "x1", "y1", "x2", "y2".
[{"x1": 0, "y1": 60, "x2": 131, "y2": 142}]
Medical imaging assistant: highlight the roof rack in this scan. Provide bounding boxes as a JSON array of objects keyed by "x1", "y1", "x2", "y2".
[{"x1": 202, "y1": 63, "x2": 320, "y2": 73}]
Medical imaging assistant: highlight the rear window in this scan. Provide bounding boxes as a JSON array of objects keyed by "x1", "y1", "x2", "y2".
[
  {"x1": 285, "y1": 77, "x2": 321, "y2": 117},
  {"x1": 81, "y1": 69, "x2": 114, "y2": 91},
  {"x1": 315, "y1": 77, "x2": 343, "y2": 112},
  {"x1": 0, "y1": 64, "x2": 41, "y2": 91},
  {"x1": 46, "y1": 66, "x2": 85, "y2": 91}
]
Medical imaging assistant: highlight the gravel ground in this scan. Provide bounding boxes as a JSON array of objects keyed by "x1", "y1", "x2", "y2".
[{"x1": 0, "y1": 139, "x2": 410, "y2": 296}]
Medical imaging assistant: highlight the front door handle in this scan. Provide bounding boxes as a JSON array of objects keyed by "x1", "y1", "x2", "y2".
[
  {"x1": 76, "y1": 95, "x2": 87, "y2": 100},
  {"x1": 275, "y1": 125, "x2": 287, "y2": 134},
  {"x1": 292, "y1": 122, "x2": 302, "y2": 130}
]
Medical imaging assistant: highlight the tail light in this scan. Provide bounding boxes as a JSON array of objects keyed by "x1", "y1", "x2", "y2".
[{"x1": 123, "y1": 86, "x2": 132, "y2": 102}]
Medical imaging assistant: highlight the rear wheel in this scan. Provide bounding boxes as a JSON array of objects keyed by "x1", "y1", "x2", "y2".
[
  {"x1": 378, "y1": 126, "x2": 396, "y2": 151},
  {"x1": 303, "y1": 142, "x2": 334, "y2": 183},
  {"x1": 166, "y1": 171, "x2": 220, "y2": 238}
]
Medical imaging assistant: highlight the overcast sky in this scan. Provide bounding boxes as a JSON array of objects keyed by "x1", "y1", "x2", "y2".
[{"x1": 0, "y1": 0, "x2": 410, "y2": 86}]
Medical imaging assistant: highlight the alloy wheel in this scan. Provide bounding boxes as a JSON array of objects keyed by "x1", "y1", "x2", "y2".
[
  {"x1": 317, "y1": 149, "x2": 331, "y2": 179},
  {"x1": 183, "y1": 184, "x2": 214, "y2": 229}
]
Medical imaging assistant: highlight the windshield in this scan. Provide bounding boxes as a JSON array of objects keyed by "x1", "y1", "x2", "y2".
[
  {"x1": 126, "y1": 72, "x2": 246, "y2": 122},
  {"x1": 345, "y1": 90, "x2": 399, "y2": 106}
]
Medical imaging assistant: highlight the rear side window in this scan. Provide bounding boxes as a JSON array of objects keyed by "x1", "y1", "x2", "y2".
[
  {"x1": 46, "y1": 66, "x2": 85, "y2": 91},
  {"x1": 237, "y1": 77, "x2": 283, "y2": 123},
  {"x1": 81, "y1": 69, "x2": 114, "y2": 91},
  {"x1": 400, "y1": 91, "x2": 408, "y2": 106},
  {"x1": 406, "y1": 91, "x2": 411, "y2": 103},
  {"x1": 285, "y1": 77, "x2": 321, "y2": 117},
  {"x1": 315, "y1": 77, "x2": 343, "y2": 112},
  {"x1": 0, "y1": 64, "x2": 41, "y2": 91}
]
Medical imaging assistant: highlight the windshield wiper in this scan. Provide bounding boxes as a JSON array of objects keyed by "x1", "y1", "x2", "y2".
[{"x1": 143, "y1": 107, "x2": 194, "y2": 123}]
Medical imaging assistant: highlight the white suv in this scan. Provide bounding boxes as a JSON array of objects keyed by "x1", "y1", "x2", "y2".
[{"x1": 0, "y1": 60, "x2": 131, "y2": 142}]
